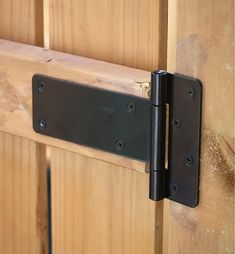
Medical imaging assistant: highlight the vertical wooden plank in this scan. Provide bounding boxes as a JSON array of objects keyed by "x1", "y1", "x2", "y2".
[
  {"x1": 166, "y1": 0, "x2": 234, "y2": 253},
  {"x1": 0, "y1": 0, "x2": 43, "y2": 46},
  {"x1": 0, "y1": 0, "x2": 47, "y2": 253},
  {"x1": 49, "y1": 0, "x2": 168, "y2": 71},
  {"x1": 48, "y1": 1, "x2": 167, "y2": 252},
  {"x1": 50, "y1": 147, "x2": 160, "y2": 254},
  {"x1": 0, "y1": 131, "x2": 48, "y2": 254},
  {"x1": 43, "y1": 0, "x2": 50, "y2": 48}
]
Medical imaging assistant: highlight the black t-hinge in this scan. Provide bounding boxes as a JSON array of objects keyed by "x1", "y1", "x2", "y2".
[{"x1": 32, "y1": 70, "x2": 202, "y2": 207}]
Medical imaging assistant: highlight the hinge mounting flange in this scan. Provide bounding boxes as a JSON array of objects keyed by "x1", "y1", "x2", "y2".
[{"x1": 32, "y1": 70, "x2": 202, "y2": 207}]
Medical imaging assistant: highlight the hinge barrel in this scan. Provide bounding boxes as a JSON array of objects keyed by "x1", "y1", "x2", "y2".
[{"x1": 149, "y1": 70, "x2": 167, "y2": 201}]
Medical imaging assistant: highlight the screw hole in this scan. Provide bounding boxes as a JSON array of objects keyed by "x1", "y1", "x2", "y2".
[
  {"x1": 38, "y1": 81, "x2": 46, "y2": 93},
  {"x1": 184, "y1": 154, "x2": 193, "y2": 166},
  {"x1": 39, "y1": 119, "x2": 47, "y2": 130},
  {"x1": 187, "y1": 87, "x2": 195, "y2": 98},
  {"x1": 173, "y1": 118, "x2": 180, "y2": 128},
  {"x1": 171, "y1": 184, "x2": 178, "y2": 194},
  {"x1": 127, "y1": 101, "x2": 136, "y2": 113},
  {"x1": 116, "y1": 139, "x2": 125, "y2": 151}
]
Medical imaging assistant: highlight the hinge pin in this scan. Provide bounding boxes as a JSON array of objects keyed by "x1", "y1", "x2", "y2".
[{"x1": 149, "y1": 70, "x2": 167, "y2": 201}]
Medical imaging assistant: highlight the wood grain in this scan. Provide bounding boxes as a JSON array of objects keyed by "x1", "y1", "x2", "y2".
[
  {"x1": 0, "y1": 39, "x2": 150, "y2": 172},
  {"x1": 0, "y1": 131, "x2": 48, "y2": 254},
  {"x1": 0, "y1": 3, "x2": 47, "y2": 253},
  {"x1": 165, "y1": 0, "x2": 234, "y2": 253},
  {"x1": 50, "y1": 146, "x2": 161, "y2": 254},
  {"x1": 49, "y1": 0, "x2": 168, "y2": 71},
  {"x1": 48, "y1": 1, "x2": 167, "y2": 252},
  {"x1": 0, "y1": 0, "x2": 43, "y2": 46}
]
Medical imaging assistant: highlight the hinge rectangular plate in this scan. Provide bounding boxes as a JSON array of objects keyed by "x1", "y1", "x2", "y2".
[
  {"x1": 33, "y1": 75, "x2": 151, "y2": 161},
  {"x1": 32, "y1": 73, "x2": 202, "y2": 207},
  {"x1": 166, "y1": 74, "x2": 202, "y2": 207}
]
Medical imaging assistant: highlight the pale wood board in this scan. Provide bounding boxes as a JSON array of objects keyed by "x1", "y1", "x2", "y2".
[
  {"x1": 49, "y1": 0, "x2": 167, "y2": 71},
  {"x1": 165, "y1": 0, "x2": 235, "y2": 253},
  {"x1": 0, "y1": 3, "x2": 48, "y2": 253},
  {"x1": 0, "y1": 39, "x2": 151, "y2": 172},
  {"x1": 50, "y1": 147, "x2": 162, "y2": 254},
  {"x1": 48, "y1": 1, "x2": 167, "y2": 252},
  {"x1": 0, "y1": 0, "x2": 43, "y2": 46},
  {"x1": 0, "y1": 131, "x2": 48, "y2": 254},
  {"x1": 43, "y1": 0, "x2": 50, "y2": 48}
]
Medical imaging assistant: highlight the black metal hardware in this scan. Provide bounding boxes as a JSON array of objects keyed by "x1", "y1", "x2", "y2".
[
  {"x1": 149, "y1": 70, "x2": 167, "y2": 201},
  {"x1": 32, "y1": 70, "x2": 202, "y2": 207}
]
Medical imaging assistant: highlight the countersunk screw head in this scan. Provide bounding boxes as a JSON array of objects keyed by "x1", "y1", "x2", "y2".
[
  {"x1": 172, "y1": 118, "x2": 180, "y2": 128},
  {"x1": 184, "y1": 154, "x2": 193, "y2": 167},
  {"x1": 39, "y1": 119, "x2": 47, "y2": 130},
  {"x1": 127, "y1": 101, "x2": 136, "y2": 113},
  {"x1": 170, "y1": 184, "x2": 178, "y2": 194},
  {"x1": 187, "y1": 87, "x2": 195, "y2": 98},
  {"x1": 38, "y1": 81, "x2": 46, "y2": 93},
  {"x1": 116, "y1": 139, "x2": 125, "y2": 151}
]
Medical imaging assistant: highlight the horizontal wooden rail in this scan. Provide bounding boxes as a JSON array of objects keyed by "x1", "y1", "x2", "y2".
[{"x1": 0, "y1": 39, "x2": 151, "y2": 172}]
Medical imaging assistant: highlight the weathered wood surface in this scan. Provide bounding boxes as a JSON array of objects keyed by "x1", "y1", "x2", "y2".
[
  {"x1": 165, "y1": 0, "x2": 234, "y2": 253},
  {"x1": 0, "y1": 131, "x2": 48, "y2": 254},
  {"x1": 0, "y1": 39, "x2": 151, "y2": 172},
  {"x1": 49, "y1": 0, "x2": 168, "y2": 71}
]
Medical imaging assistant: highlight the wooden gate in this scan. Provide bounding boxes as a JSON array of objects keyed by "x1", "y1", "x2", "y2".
[{"x1": 0, "y1": 0, "x2": 234, "y2": 253}]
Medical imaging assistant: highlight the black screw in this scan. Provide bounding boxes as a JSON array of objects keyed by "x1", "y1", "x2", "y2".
[
  {"x1": 170, "y1": 184, "x2": 178, "y2": 194},
  {"x1": 39, "y1": 119, "x2": 47, "y2": 130},
  {"x1": 38, "y1": 81, "x2": 46, "y2": 93},
  {"x1": 116, "y1": 139, "x2": 125, "y2": 151},
  {"x1": 187, "y1": 87, "x2": 195, "y2": 98},
  {"x1": 184, "y1": 154, "x2": 193, "y2": 166},
  {"x1": 172, "y1": 118, "x2": 180, "y2": 128},
  {"x1": 127, "y1": 101, "x2": 136, "y2": 113}
]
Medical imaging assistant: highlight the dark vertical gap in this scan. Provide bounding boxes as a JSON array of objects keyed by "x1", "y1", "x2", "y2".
[{"x1": 47, "y1": 166, "x2": 52, "y2": 254}]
